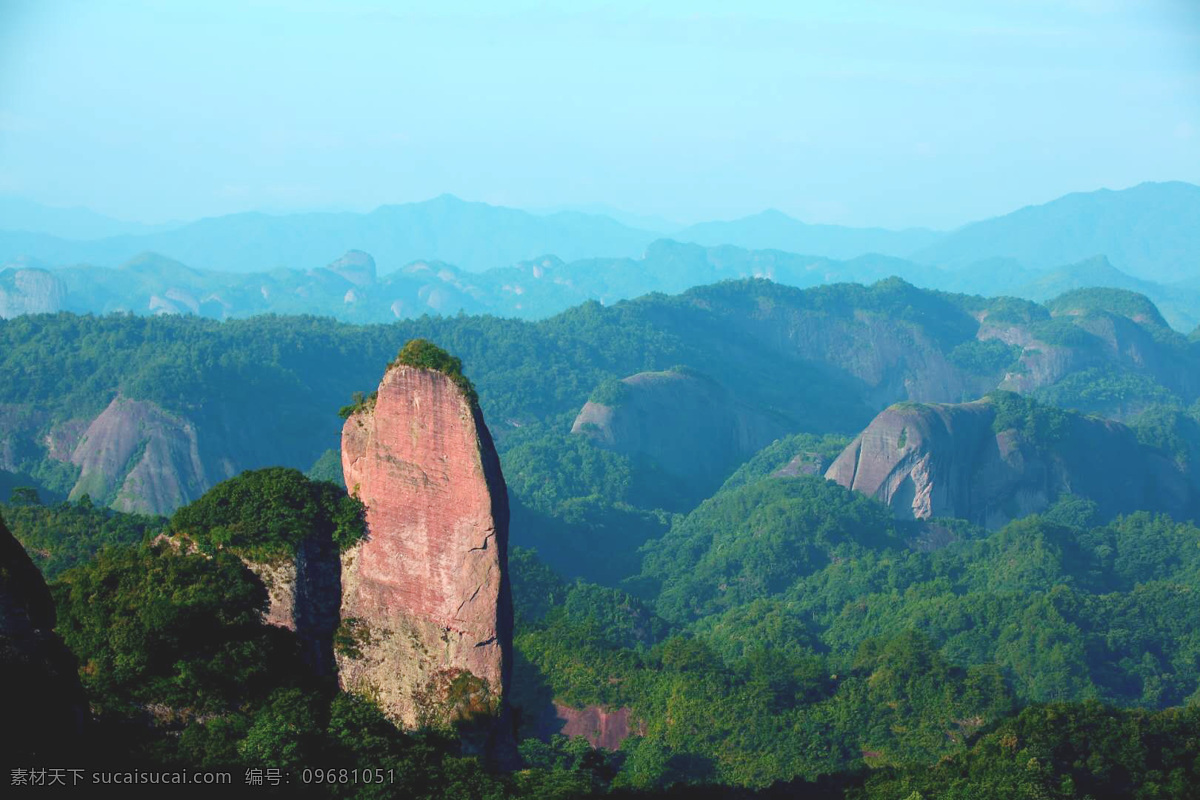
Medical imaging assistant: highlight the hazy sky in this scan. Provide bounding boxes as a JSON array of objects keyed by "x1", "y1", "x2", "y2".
[{"x1": 1, "y1": 0, "x2": 1198, "y2": 229}]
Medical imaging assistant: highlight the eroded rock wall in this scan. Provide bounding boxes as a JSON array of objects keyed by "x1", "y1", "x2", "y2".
[
  {"x1": 242, "y1": 532, "x2": 341, "y2": 677},
  {"x1": 826, "y1": 399, "x2": 1195, "y2": 528},
  {"x1": 69, "y1": 396, "x2": 209, "y2": 515},
  {"x1": 0, "y1": 268, "x2": 66, "y2": 319},
  {"x1": 337, "y1": 364, "x2": 512, "y2": 735}
]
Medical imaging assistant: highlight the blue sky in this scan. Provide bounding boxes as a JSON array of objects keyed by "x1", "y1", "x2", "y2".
[{"x1": 1, "y1": 0, "x2": 1197, "y2": 229}]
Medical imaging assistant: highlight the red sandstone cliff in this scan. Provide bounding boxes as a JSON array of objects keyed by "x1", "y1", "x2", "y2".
[{"x1": 337, "y1": 361, "x2": 513, "y2": 735}]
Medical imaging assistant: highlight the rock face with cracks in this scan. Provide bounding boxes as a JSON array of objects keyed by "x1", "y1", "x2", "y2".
[
  {"x1": 825, "y1": 398, "x2": 1195, "y2": 528},
  {"x1": 241, "y1": 533, "x2": 341, "y2": 678},
  {"x1": 338, "y1": 361, "x2": 513, "y2": 739}
]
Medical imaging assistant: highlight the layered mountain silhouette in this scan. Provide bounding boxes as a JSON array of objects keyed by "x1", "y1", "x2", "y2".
[
  {"x1": 913, "y1": 181, "x2": 1200, "y2": 282},
  {"x1": 3, "y1": 182, "x2": 1196, "y2": 283},
  {"x1": 672, "y1": 209, "x2": 941, "y2": 259},
  {"x1": 0, "y1": 195, "x2": 656, "y2": 273},
  {"x1": 6, "y1": 242, "x2": 1200, "y2": 332}
]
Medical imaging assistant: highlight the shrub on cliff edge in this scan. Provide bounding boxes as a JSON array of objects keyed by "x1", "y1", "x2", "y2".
[{"x1": 391, "y1": 338, "x2": 480, "y2": 407}]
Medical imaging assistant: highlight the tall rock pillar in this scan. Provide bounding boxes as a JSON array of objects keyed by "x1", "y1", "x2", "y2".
[{"x1": 337, "y1": 343, "x2": 513, "y2": 742}]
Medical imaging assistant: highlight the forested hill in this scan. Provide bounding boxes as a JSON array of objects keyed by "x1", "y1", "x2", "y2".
[
  {"x1": 8, "y1": 415, "x2": 1200, "y2": 796},
  {"x1": 1, "y1": 277, "x2": 1197, "y2": 585},
  {"x1": 3, "y1": 279, "x2": 1200, "y2": 797}
]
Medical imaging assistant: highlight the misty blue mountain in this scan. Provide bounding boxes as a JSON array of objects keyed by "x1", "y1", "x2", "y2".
[{"x1": 5, "y1": 182, "x2": 1200, "y2": 332}]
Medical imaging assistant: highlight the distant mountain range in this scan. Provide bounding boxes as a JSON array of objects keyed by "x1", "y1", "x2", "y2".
[
  {"x1": 5, "y1": 241, "x2": 1200, "y2": 332},
  {"x1": 0, "y1": 196, "x2": 183, "y2": 240},
  {"x1": 0, "y1": 195, "x2": 656, "y2": 274},
  {"x1": 672, "y1": 209, "x2": 942, "y2": 259},
  {"x1": 2, "y1": 182, "x2": 1197, "y2": 282},
  {"x1": 912, "y1": 181, "x2": 1200, "y2": 283}
]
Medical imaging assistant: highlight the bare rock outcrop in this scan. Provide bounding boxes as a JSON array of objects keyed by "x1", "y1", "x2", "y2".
[
  {"x1": 326, "y1": 250, "x2": 378, "y2": 287},
  {"x1": 69, "y1": 396, "x2": 209, "y2": 515},
  {"x1": 552, "y1": 703, "x2": 640, "y2": 751},
  {"x1": 826, "y1": 397, "x2": 1195, "y2": 528},
  {"x1": 241, "y1": 533, "x2": 341, "y2": 678},
  {"x1": 338, "y1": 350, "x2": 513, "y2": 741},
  {"x1": 0, "y1": 267, "x2": 66, "y2": 319}
]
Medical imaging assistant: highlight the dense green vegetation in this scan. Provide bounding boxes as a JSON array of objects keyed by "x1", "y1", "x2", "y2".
[
  {"x1": 987, "y1": 390, "x2": 1071, "y2": 442},
  {"x1": 1034, "y1": 366, "x2": 1183, "y2": 416},
  {"x1": 851, "y1": 703, "x2": 1200, "y2": 800},
  {"x1": 1, "y1": 492, "x2": 165, "y2": 578},
  {"x1": 0, "y1": 302, "x2": 677, "y2": 432},
  {"x1": 5, "y1": 278, "x2": 1200, "y2": 797},
  {"x1": 4, "y1": 457, "x2": 1197, "y2": 798},
  {"x1": 516, "y1": 614, "x2": 1013, "y2": 789},
  {"x1": 16, "y1": 401, "x2": 1200, "y2": 796},
  {"x1": 947, "y1": 338, "x2": 1022, "y2": 375},
  {"x1": 966, "y1": 294, "x2": 1049, "y2": 325},
  {"x1": 588, "y1": 377, "x2": 630, "y2": 407},
  {"x1": 1045, "y1": 287, "x2": 1172, "y2": 330},
  {"x1": 1132, "y1": 405, "x2": 1200, "y2": 471},
  {"x1": 640, "y1": 478, "x2": 905, "y2": 622},
  {"x1": 1028, "y1": 317, "x2": 1102, "y2": 348},
  {"x1": 507, "y1": 462, "x2": 1200, "y2": 792},
  {"x1": 170, "y1": 468, "x2": 366, "y2": 560},
  {"x1": 46, "y1": 540, "x2": 597, "y2": 799},
  {"x1": 499, "y1": 417, "x2": 706, "y2": 583},
  {"x1": 714, "y1": 432, "x2": 851, "y2": 493},
  {"x1": 0, "y1": 274, "x2": 1100, "y2": 433},
  {"x1": 307, "y1": 448, "x2": 346, "y2": 486},
  {"x1": 31, "y1": 487, "x2": 1200, "y2": 795},
  {"x1": 54, "y1": 543, "x2": 294, "y2": 717},
  {"x1": 3, "y1": 278, "x2": 1197, "y2": 576}
]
